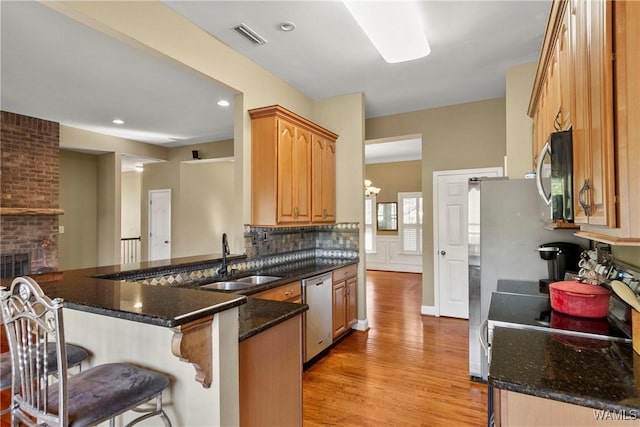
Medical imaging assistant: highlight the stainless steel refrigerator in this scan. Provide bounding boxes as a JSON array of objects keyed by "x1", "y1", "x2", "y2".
[{"x1": 467, "y1": 177, "x2": 586, "y2": 381}]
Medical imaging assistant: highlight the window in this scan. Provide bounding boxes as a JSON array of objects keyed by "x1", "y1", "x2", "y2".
[
  {"x1": 398, "y1": 192, "x2": 423, "y2": 254},
  {"x1": 364, "y1": 195, "x2": 376, "y2": 253}
]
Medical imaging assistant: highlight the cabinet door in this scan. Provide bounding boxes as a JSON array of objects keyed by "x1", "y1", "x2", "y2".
[
  {"x1": 311, "y1": 136, "x2": 336, "y2": 223},
  {"x1": 332, "y1": 281, "x2": 347, "y2": 340},
  {"x1": 572, "y1": 0, "x2": 616, "y2": 227},
  {"x1": 558, "y1": 6, "x2": 573, "y2": 129},
  {"x1": 277, "y1": 119, "x2": 311, "y2": 223},
  {"x1": 346, "y1": 277, "x2": 357, "y2": 328}
]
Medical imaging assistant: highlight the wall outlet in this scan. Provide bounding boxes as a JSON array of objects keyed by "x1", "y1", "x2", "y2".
[{"x1": 59, "y1": 225, "x2": 65, "y2": 234}]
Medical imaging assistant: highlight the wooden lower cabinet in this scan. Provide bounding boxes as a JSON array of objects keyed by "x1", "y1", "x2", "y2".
[
  {"x1": 253, "y1": 281, "x2": 302, "y2": 303},
  {"x1": 332, "y1": 264, "x2": 358, "y2": 340},
  {"x1": 495, "y1": 389, "x2": 639, "y2": 427},
  {"x1": 239, "y1": 315, "x2": 303, "y2": 427}
]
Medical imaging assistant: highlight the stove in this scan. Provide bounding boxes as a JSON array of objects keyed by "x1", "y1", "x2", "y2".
[{"x1": 487, "y1": 290, "x2": 631, "y2": 344}]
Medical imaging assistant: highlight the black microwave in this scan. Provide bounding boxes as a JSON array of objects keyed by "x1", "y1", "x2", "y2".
[{"x1": 535, "y1": 129, "x2": 574, "y2": 222}]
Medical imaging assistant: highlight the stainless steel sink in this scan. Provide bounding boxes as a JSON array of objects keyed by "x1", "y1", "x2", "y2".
[
  {"x1": 233, "y1": 275, "x2": 282, "y2": 285},
  {"x1": 199, "y1": 281, "x2": 256, "y2": 291},
  {"x1": 199, "y1": 275, "x2": 282, "y2": 291}
]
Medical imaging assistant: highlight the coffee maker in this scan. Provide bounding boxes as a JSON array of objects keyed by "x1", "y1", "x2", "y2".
[{"x1": 537, "y1": 242, "x2": 582, "y2": 289}]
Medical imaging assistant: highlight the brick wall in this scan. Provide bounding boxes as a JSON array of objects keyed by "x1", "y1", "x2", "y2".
[{"x1": 0, "y1": 111, "x2": 60, "y2": 273}]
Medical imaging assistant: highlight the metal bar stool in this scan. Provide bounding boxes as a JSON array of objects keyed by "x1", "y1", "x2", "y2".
[
  {"x1": 1, "y1": 342, "x2": 88, "y2": 416},
  {"x1": 0, "y1": 276, "x2": 173, "y2": 427}
]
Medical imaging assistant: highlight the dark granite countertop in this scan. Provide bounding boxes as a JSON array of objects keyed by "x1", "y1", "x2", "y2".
[
  {"x1": 489, "y1": 326, "x2": 640, "y2": 412},
  {"x1": 239, "y1": 298, "x2": 309, "y2": 342},
  {"x1": 1, "y1": 253, "x2": 247, "y2": 328},
  {"x1": 188, "y1": 258, "x2": 358, "y2": 297},
  {"x1": 194, "y1": 258, "x2": 357, "y2": 340},
  {"x1": 7, "y1": 254, "x2": 357, "y2": 340}
]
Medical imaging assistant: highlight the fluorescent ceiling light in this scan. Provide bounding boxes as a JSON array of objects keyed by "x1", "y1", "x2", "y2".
[
  {"x1": 112, "y1": 118, "x2": 124, "y2": 125},
  {"x1": 343, "y1": 1, "x2": 430, "y2": 63},
  {"x1": 217, "y1": 100, "x2": 230, "y2": 107}
]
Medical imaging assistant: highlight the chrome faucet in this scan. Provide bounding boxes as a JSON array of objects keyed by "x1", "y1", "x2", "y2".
[{"x1": 217, "y1": 233, "x2": 230, "y2": 278}]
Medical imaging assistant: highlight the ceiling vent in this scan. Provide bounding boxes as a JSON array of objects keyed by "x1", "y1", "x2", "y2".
[{"x1": 233, "y1": 23, "x2": 268, "y2": 46}]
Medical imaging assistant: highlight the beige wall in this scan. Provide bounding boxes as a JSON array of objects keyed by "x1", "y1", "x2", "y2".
[
  {"x1": 506, "y1": 62, "x2": 537, "y2": 178},
  {"x1": 365, "y1": 161, "x2": 422, "y2": 203},
  {"x1": 366, "y1": 98, "x2": 507, "y2": 307},
  {"x1": 59, "y1": 150, "x2": 99, "y2": 270},
  {"x1": 612, "y1": 246, "x2": 640, "y2": 269},
  {"x1": 121, "y1": 171, "x2": 142, "y2": 239},
  {"x1": 365, "y1": 160, "x2": 421, "y2": 236},
  {"x1": 312, "y1": 93, "x2": 367, "y2": 321}
]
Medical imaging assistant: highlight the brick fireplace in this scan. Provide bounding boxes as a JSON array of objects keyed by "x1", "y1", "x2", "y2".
[{"x1": 0, "y1": 111, "x2": 61, "y2": 276}]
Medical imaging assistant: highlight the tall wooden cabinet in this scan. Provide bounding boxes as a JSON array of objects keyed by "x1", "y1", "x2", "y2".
[
  {"x1": 249, "y1": 105, "x2": 338, "y2": 226},
  {"x1": 529, "y1": 0, "x2": 640, "y2": 245}
]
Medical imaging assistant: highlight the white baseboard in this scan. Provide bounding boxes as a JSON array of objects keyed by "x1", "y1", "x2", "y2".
[
  {"x1": 352, "y1": 319, "x2": 369, "y2": 331},
  {"x1": 366, "y1": 263, "x2": 422, "y2": 273},
  {"x1": 421, "y1": 305, "x2": 437, "y2": 316}
]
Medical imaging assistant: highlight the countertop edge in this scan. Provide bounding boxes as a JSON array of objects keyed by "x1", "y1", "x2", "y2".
[
  {"x1": 238, "y1": 299, "x2": 309, "y2": 342},
  {"x1": 488, "y1": 378, "x2": 639, "y2": 413},
  {"x1": 63, "y1": 295, "x2": 247, "y2": 328}
]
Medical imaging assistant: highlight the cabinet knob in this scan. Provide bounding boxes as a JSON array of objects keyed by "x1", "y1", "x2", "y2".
[
  {"x1": 284, "y1": 290, "x2": 293, "y2": 296},
  {"x1": 293, "y1": 207, "x2": 299, "y2": 218}
]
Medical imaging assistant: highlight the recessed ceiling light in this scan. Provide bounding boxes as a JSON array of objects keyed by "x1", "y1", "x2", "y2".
[
  {"x1": 217, "y1": 100, "x2": 230, "y2": 107},
  {"x1": 112, "y1": 119, "x2": 124, "y2": 125},
  {"x1": 280, "y1": 22, "x2": 296, "y2": 32}
]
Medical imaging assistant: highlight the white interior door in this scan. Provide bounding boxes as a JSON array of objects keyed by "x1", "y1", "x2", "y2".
[
  {"x1": 149, "y1": 189, "x2": 171, "y2": 261},
  {"x1": 434, "y1": 168, "x2": 501, "y2": 318}
]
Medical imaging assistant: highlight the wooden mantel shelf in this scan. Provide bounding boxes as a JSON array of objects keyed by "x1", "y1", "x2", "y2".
[{"x1": 0, "y1": 207, "x2": 64, "y2": 216}]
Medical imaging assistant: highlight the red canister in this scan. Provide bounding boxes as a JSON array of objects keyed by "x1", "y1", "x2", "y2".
[{"x1": 549, "y1": 280, "x2": 611, "y2": 318}]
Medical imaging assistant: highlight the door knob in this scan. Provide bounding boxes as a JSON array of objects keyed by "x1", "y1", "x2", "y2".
[{"x1": 440, "y1": 250, "x2": 446, "y2": 256}]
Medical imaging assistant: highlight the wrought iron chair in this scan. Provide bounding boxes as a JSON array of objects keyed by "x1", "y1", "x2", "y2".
[
  {"x1": 0, "y1": 276, "x2": 172, "y2": 427},
  {"x1": 1, "y1": 342, "x2": 88, "y2": 416}
]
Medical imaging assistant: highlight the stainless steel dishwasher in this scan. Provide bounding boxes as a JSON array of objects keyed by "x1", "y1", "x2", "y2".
[{"x1": 302, "y1": 272, "x2": 333, "y2": 363}]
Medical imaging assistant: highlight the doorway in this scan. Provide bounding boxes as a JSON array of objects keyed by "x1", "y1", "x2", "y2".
[
  {"x1": 433, "y1": 167, "x2": 502, "y2": 318},
  {"x1": 148, "y1": 189, "x2": 172, "y2": 261}
]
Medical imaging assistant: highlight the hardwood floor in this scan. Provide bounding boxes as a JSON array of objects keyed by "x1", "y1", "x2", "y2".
[{"x1": 303, "y1": 270, "x2": 488, "y2": 426}]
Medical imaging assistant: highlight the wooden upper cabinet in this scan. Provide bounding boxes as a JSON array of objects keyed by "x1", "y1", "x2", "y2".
[
  {"x1": 531, "y1": 0, "x2": 639, "y2": 245},
  {"x1": 558, "y1": 7, "x2": 573, "y2": 129},
  {"x1": 277, "y1": 118, "x2": 311, "y2": 223},
  {"x1": 571, "y1": 0, "x2": 616, "y2": 227},
  {"x1": 577, "y1": 0, "x2": 640, "y2": 245},
  {"x1": 311, "y1": 135, "x2": 336, "y2": 223},
  {"x1": 529, "y1": 0, "x2": 572, "y2": 169},
  {"x1": 249, "y1": 105, "x2": 338, "y2": 226}
]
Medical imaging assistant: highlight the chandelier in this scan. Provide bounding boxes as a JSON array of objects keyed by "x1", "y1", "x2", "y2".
[{"x1": 364, "y1": 179, "x2": 381, "y2": 196}]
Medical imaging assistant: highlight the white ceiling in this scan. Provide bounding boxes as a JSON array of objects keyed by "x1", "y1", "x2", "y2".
[
  {"x1": 1, "y1": 1, "x2": 551, "y2": 167},
  {"x1": 365, "y1": 138, "x2": 422, "y2": 164}
]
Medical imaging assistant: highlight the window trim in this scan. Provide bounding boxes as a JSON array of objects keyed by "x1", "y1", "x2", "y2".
[
  {"x1": 364, "y1": 195, "x2": 377, "y2": 253},
  {"x1": 398, "y1": 191, "x2": 423, "y2": 255}
]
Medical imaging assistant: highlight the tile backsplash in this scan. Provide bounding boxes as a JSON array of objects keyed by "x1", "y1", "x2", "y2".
[
  {"x1": 244, "y1": 223, "x2": 359, "y2": 260},
  {"x1": 121, "y1": 223, "x2": 359, "y2": 286}
]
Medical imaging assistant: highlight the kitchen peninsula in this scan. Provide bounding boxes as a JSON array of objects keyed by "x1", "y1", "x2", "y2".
[{"x1": 1, "y1": 251, "x2": 358, "y2": 426}]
